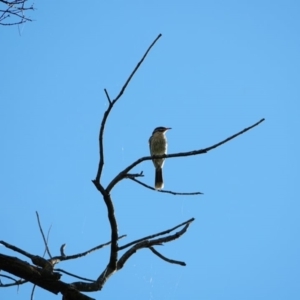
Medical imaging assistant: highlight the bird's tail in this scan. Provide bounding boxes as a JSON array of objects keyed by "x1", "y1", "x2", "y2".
[{"x1": 155, "y1": 168, "x2": 164, "y2": 190}]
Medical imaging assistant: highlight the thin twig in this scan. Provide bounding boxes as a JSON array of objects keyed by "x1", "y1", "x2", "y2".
[
  {"x1": 30, "y1": 284, "x2": 36, "y2": 300},
  {"x1": 0, "y1": 273, "x2": 19, "y2": 282},
  {"x1": 149, "y1": 247, "x2": 186, "y2": 266},
  {"x1": 129, "y1": 177, "x2": 203, "y2": 195},
  {"x1": 125, "y1": 172, "x2": 144, "y2": 178},
  {"x1": 50, "y1": 235, "x2": 126, "y2": 263},
  {"x1": 43, "y1": 224, "x2": 52, "y2": 257},
  {"x1": 55, "y1": 269, "x2": 94, "y2": 282},
  {"x1": 60, "y1": 243, "x2": 66, "y2": 256},
  {"x1": 114, "y1": 33, "x2": 162, "y2": 102},
  {"x1": 35, "y1": 211, "x2": 52, "y2": 258},
  {"x1": 104, "y1": 88, "x2": 111, "y2": 103},
  {"x1": 0, "y1": 279, "x2": 28, "y2": 287},
  {"x1": 118, "y1": 218, "x2": 194, "y2": 251}
]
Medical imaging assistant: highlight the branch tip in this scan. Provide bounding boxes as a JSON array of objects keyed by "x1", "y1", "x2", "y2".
[{"x1": 104, "y1": 89, "x2": 111, "y2": 104}]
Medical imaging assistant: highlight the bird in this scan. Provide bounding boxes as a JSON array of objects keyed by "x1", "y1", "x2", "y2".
[{"x1": 149, "y1": 126, "x2": 171, "y2": 190}]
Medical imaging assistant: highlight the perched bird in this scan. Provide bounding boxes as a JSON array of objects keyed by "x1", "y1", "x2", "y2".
[{"x1": 149, "y1": 126, "x2": 171, "y2": 190}]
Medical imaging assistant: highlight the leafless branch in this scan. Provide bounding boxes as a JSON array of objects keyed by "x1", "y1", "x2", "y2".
[
  {"x1": 30, "y1": 284, "x2": 36, "y2": 300},
  {"x1": 149, "y1": 247, "x2": 186, "y2": 266},
  {"x1": 87, "y1": 34, "x2": 163, "y2": 290},
  {"x1": 117, "y1": 221, "x2": 192, "y2": 270},
  {"x1": 106, "y1": 118, "x2": 265, "y2": 192},
  {"x1": 126, "y1": 171, "x2": 144, "y2": 178},
  {"x1": 60, "y1": 243, "x2": 66, "y2": 256},
  {"x1": 93, "y1": 33, "x2": 162, "y2": 184},
  {"x1": 55, "y1": 269, "x2": 94, "y2": 282},
  {"x1": 118, "y1": 218, "x2": 194, "y2": 251},
  {"x1": 104, "y1": 88, "x2": 111, "y2": 103},
  {"x1": 0, "y1": 273, "x2": 23, "y2": 283},
  {"x1": 43, "y1": 223, "x2": 52, "y2": 258},
  {"x1": 49, "y1": 235, "x2": 126, "y2": 264},
  {"x1": 0, "y1": 278, "x2": 28, "y2": 287},
  {"x1": 0, "y1": 253, "x2": 61, "y2": 291},
  {"x1": 36, "y1": 211, "x2": 52, "y2": 258},
  {"x1": 68, "y1": 219, "x2": 194, "y2": 292},
  {"x1": 0, "y1": 240, "x2": 36, "y2": 259},
  {"x1": 129, "y1": 177, "x2": 203, "y2": 195},
  {"x1": 0, "y1": 234, "x2": 127, "y2": 275},
  {"x1": 0, "y1": 0, "x2": 34, "y2": 26},
  {"x1": 0, "y1": 253, "x2": 96, "y2": 299}
]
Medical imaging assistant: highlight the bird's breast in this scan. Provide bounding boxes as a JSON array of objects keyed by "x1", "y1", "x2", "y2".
[{"x1": 150, "y1": 135, "x2": 167, "y2": 155}]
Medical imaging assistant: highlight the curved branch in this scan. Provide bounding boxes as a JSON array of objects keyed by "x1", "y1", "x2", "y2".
[
  {"x1": 94, "y1": 33, "x2": 162, "y2": 183},
  {"x1": 117, "y1": 221, "x2": 193, "y2": 270},
  {"x1": 55, "y1": 269, "x2": 94, "y2": 282},
  {"x1": 129, "y1": 177, "x2": 203, "y2": 195},
  {"x1": 118, "y1": 218, "x2": 194, "y2": 251},
  {"x1": 0, "y1": 274, "x2": 27, "y2": 286},
  {"x1": 35, "y1": 211, "x2": 52, "y2": 258},
  {"x1": 67, "y1": 219, "x2": 194, "y2": 292},
  {"x1": 149, "y1": 247, "x2": 186, "y2": 266}
]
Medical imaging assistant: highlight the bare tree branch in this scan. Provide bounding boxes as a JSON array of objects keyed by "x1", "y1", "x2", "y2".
[
  {"x1": 60, "y1": 243, "x2": 66, "y2": 256},
  {"x1": 129, "y1": 177, "x2": 203, "y2": 195},
  {"x1": 117, "y1": 221, "x2": 193, "y2": 270},
  {"x1": 104, "y1": 88, "x2": 111, "y2": 103},
  {"x1": 118, "y1": 218, "x2": 194, "y2": 251},
  {"x1": 0, "y1": 273, "x2": 24, "y2": 284},
  {"x1": 55, "y1": 269, "x2": 94, "y2": 282},
  {"x1": 30, "y1": 284, "x2": 36, "y2": 300},
  {"x1": 87, "y1": 34, "x2": 164, "y2": 291},
  {"x1": 106, "y1": 118, "x2": 265, "y2": 192},
  {"x1": 0, "y1": 240, "x2": 43, "y2": 264},
  {"x1": 93, "y1": 33, "x2": 162, "y2": 184},
  {"x1": 36, "y1": 211, "x2": 52, "y2": 259},
  {"x1": 0, "y1": 278, "x2": 28, "y2": 287},
  {"x1": 0, "y1": 254, "x2": 61, "y2": 292},
  {"x1": 0, "y1": 0, "x2": 34, "y2": 26},
  {"x1": 149, "y1": 247, "x2": 186, "y2": 266},
  {"x1": 67, "y1": 218, "x2": 194, "y2": 292},
  {"x1": 49, "y1": 235, "x2": 127, "y2": 264},
  {"x1": 0, "y1": 233, "x2": 127, "y2": 272},
  {"x1": 0, "y1": 254, "x2": 96, "y2": 299},
  {"x1": 126, "y1": 171, "x2": 144, "y2": 178}
]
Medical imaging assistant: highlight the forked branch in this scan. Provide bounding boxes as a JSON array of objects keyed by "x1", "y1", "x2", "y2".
[
  {"x1": 94, "y1": 33, "x2": 162, "y2": 184},
  {"x1": 117, "y1": 219, "x2": 193, "y2": 270},
  {"x1": 106, "y1": 118, "x2": 265, "y2": 192}
]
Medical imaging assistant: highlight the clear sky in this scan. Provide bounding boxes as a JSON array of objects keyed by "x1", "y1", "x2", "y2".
[{"x1": 1, "y1": 1, "x2": 299, "y2": 299}]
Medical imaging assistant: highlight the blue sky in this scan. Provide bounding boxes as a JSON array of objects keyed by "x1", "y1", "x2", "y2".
[{"x1": 1, "y1": 1, "x2": 299, "y2": 299}]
